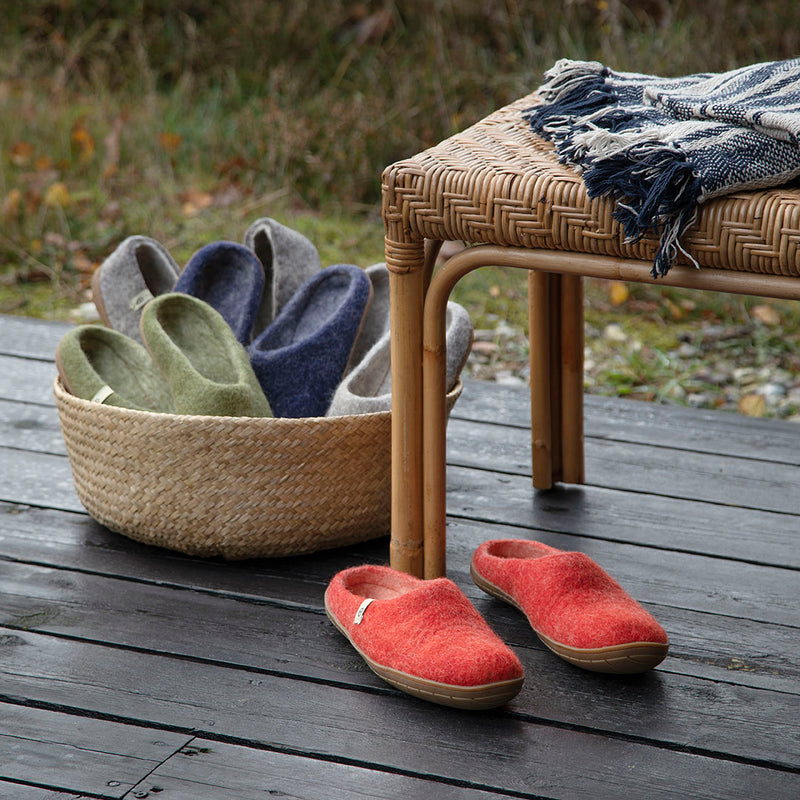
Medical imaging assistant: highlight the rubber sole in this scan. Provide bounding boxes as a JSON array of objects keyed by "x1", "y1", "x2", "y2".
[
  {"x1": 325, "y1": 599, "x2": 524, "y2": 710},
  {"x1": 470, "y1": 563, "x2": 668, "y2": 674}
]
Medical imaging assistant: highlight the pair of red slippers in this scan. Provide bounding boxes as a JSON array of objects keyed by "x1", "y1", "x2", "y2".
[{"x1": 325, "y1": 539, "x2": 669, "y2": 710}]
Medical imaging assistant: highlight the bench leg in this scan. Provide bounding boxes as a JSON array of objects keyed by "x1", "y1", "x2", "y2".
[
  {"x1": 528, "y1": 271, "x2": 584, "y2": 489},
  {"x1": 388, "y1": 244, "x2": 426, "y2": 578},
  {"x1": 560, "y1": 273, "x2": 585, "y2": 484}
]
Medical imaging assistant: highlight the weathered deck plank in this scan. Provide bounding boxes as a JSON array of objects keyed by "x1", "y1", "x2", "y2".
[
  {"x1": 0, "y1": 703, "x2": 191, "y2": 798},
  {"x1": 3, "y1": 628, "x2": 797, "y2": 798},
  {"x1": 1, "y1": 313, "x2": 799, "y2": 799}
]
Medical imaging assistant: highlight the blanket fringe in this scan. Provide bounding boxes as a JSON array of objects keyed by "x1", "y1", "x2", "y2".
[
  {"x1": 583, "y1": 142, "x2": 702, "y2": 277},
  {"x1": 524, "y1": 62, "x2": 703, "y2": 278}
]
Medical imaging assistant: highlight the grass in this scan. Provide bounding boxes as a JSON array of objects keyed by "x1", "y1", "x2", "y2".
[{"x1": 2, "y1": 1, "x2": 800, "y2": 414}]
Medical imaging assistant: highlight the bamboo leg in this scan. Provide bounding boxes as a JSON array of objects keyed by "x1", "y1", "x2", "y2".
[
  {"x1": 548, "y1": 274, "x2": 563, "y2": 484},
  {"x1": 560, "y1": 273, "x2": 585, "y2": 484},
  {"x1": 528, "y1": 271, "x2": 554, "y2": 489},
  {"x1": 388, "y1": 254, "x2": 425, "y2": 577},
  {"x1": 422, "y1": 289, "x2": 448, "y2": 579}
]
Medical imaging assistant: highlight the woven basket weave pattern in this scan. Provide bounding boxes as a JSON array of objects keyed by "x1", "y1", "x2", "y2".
[
  {"x1": 55, "y1": 377, "x2": 402, "y2": 559},
  {"x1": 382, "y1": 93, "x2": 800, "y2": 276}
]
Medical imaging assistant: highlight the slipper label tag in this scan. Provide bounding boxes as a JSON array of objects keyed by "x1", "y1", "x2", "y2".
[
  {"x1": 129, "y1": 289, "x2": 154, "y2": 311},
  {"x1": 91, "y1": 385, "x2": 115, "y2": 404},
  {"x1": 354, "y1": 598, "x2": 375, "y2": 625}
]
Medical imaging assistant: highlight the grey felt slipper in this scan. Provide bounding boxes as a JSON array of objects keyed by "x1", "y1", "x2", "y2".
[
  {"x1": 91, "y1": 235, "x2": 181, "y2": 343},
  {"x1": 141, "y1": 293, "x2": 272, "y2": 418},
  {"x1": 326, "y1": 301, "x2": 473, "y2": 416},
  {"x1": 345, "y1": 262, "x2": 390, "y2": 372},
  {"x1": 242, "y1": 217, "x2": 322, "y2": 336},
  {"x1": 55, "y1": 324, "x2": 174, "y2": 413}
]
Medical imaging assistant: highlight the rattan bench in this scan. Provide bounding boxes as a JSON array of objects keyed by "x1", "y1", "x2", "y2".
[{"x1": 382, "y1": 91, "x2": 800, "y2": 579}]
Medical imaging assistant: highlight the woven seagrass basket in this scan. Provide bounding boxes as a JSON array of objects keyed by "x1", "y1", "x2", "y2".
[{"x1": 54, "y1": 377, "x2": 461, "y2": 559}]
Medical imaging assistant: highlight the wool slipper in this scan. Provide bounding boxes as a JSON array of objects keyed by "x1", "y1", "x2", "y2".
[
  {"x1": 326, "y1": 300, "x2": 473, "y2": 416},
  {"x1": 248, "y1": 264, "x2": 372, "y2": 418},
  {"x1": 141, "y1": 293, "x2": 272, "y2": 417},
  {"x1": 91, "y1": 235, "x2": 181, "y2": 343},
  {"x1": 470, "y1": 539, "x2": 669, "y2": 674},
  {"x1": 242, "y1": 217, "x2": 322, "y2": 335},
  {"x1": 346, "y1": 262, "x2": 391, "y2": 372},
  {"x1": 55, "y1": 324, "x2": 174, "y2": 413},
  {"x1": 325, "y1": 564, "x2": 524, "y2": 709},
  {"x1": 174, "y1": 241, "x2": 265, "y2": 345}
]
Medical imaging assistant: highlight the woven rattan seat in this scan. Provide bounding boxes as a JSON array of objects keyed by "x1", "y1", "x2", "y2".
[
  {"x1": 384, "y1": 93, "x2": 800, "y2": 276},
  {"x1": 382, "y1": 91, "x2": 800, "y2": 579}
]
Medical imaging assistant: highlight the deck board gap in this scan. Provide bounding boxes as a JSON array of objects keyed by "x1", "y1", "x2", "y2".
[
  {"x1": 448, "y1": 461, "x2": 800, "y2": 520},
  {"x1": 0, "y1": 778, "x2": 108, "y2": 800},
  {"x1": 505, "y1": 710, "x2": 800, "y2": 775},
  {"x1": 445, "y1": 510, "x2": 800, "y2": 573}
]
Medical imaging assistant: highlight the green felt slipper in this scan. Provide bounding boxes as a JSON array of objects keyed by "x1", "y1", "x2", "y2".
[
  {"x1": 141, "y1": 293, "x2": 272, "y2": 417},
  {"x1": 55, "y1": 325, "x2": 174, "y2": 413}
]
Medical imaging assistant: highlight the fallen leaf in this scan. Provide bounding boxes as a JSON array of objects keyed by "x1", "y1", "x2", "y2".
[
  {"x1": 9, "y1": 141, "x2": 34, "y2": 166},
  {"x1": 71, "y1": 122, "x2": 95, "y2": 164},
  {"x1": 159, "y1": 131, "x2": 183, "y2": 155},
  {"x1": 43, "y1": 181, "x2": 70, "y2": 208},
  {"x1": 609, "y1": 281, "x2": 629, "y2": 306},
  {"x1": 3, "y1": 188, "x2": 22, "y2": 219},
  {"x1": 180, "y1": 187, "x2": 212, "y2": 216},
  {"x1": 71, "y1": 253, "x2": 95, "y2": 273},
  {"x1": 662, "y1": 296, "x2": 683, "y2": 320},
  {"x1": 738, "y1": 393, "x2": 766, "y2": 417},
  {"x1": 751, "y1": 303, "x2": 781, "y2": 326}
]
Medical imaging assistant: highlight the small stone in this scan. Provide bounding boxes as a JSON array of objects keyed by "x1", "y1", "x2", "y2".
[
  {"x1": 470, "y1": 341, "x2": 498, "y2": 356},
  {"x1": 603, "y1": 323, "x2": 627, "y2": 343},
  {"x1": 687, "y1": 392, "x2": 712, "y2": 408},
  {"x1": 68, "y1": 301, "x2": 101, "y2": 324},
  {"x1": 493, "y1": 370, "x2": 525, "y2": 386},
  {"x1": 758, "y1": 382, "x2": 787, "y2": 401}
]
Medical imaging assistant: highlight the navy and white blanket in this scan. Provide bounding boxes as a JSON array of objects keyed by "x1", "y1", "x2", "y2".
[{"x1": 524, "y1": 58, "x2": 800, "y2": 277}]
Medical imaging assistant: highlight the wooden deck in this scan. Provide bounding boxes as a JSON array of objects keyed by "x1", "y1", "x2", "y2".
[{"x1": 1, "y1": 312, "x2": 799, "y2": 800}]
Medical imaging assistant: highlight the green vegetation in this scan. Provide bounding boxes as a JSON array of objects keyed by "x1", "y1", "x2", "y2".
[{"x1": 2, "y1": 1, "x2": 800, "y2": 413}]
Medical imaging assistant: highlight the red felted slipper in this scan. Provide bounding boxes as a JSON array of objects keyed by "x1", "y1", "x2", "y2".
[
  {"x1": 471, "y1": 540, "x2": 669, "y2": 674},
  {"x1": 324, "y1": 564, "x2": 524, "y2": 709}
]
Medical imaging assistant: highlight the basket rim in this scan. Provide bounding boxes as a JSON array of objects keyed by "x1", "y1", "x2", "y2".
[{"x1": 53, "y1": 375, "x2": 462, "y2": 426}]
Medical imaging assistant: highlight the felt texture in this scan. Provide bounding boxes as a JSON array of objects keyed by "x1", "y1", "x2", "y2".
[
  {"x1": 248, "y1": 264, "x2": 372, "y2": 418},
  {"x1": 326, "y1": 300, "x2": 472, "y2": 416},
  {"x1": 242, "y1": 217, "x2": 322, "y2": 335},
  {"x1": 325, "y1": 564, "x2": 523, "y2": 687},
  {"x1": 346, "y1": 262, "x2": 391, "y2": 371},
  {"x1": 471, "y1": 539, "x2": 668, "y2": 649},
  {"x1": 92, "y1": 235, "x2": 181, "y2": 343},
  {"x1": 55, "y1": 324, "x2": 174, "y2": 413},
  {"x1": 174, "y1": 241, "x2": 265, "y2": 345},
  {"x1": 141, "y1": 293, "x2": 272, "y2": 417}
]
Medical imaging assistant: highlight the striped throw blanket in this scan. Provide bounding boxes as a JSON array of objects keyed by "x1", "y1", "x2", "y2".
[{"x1": 525, "y1": 59, "x2": 800, "y2": 277}]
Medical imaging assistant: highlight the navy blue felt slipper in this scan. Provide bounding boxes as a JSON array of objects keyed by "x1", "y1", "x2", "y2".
[
  {"x1": 247, "y1": 264, "x2": 372, "y2": 418},
  {"x1": 174, "y1": 241, "x2": 265, "y2": 345}
]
